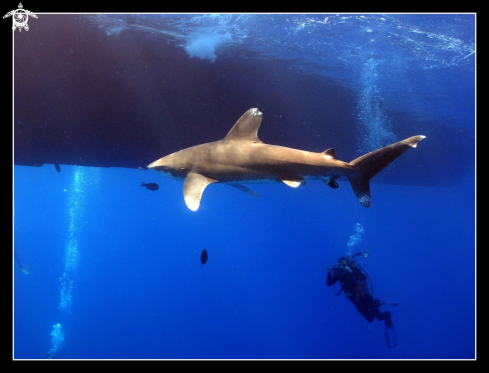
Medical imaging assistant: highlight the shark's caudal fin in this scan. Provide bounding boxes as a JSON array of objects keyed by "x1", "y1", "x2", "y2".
[{"x1": 348, "y1": 135, "x2": 426, "y2": 207}]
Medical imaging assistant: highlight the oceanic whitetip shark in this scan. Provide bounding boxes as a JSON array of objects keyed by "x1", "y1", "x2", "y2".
[{"x1": 147, "y1": 108, "x2": 425, "y2": 211}]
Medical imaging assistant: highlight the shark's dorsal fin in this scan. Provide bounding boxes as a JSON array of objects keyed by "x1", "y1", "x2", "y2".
[
  {"x1": 183, "y1": 173, "x2": 218, "y2": 211},
  {"x1": 322, "y1": 148, "x2": 336, "y2": 159},
  {"x1": 227, "y1": 183, "x2": 259, "y2": 198},
  {"x1": 223, "y1": 108, "x2": 264, "y2": 143}
]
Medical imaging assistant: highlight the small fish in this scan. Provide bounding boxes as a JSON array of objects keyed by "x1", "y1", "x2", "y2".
[
  {"x1": 141, "y1": 182, "x2": 159, "y2": 191},
  {"x1": 55, "y1": 163, "x2": 60, "y2": 172},
  {"x1": 200, "y1": 249, "x2": 208, "y2": 267}
]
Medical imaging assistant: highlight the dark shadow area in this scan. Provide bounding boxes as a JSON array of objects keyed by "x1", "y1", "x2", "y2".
[{"x1": 14, "y1": 15, "x2": 474, "y2": 186}]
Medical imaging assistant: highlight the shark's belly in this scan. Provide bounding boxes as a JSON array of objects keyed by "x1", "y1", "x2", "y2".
[
  {"x1": 196, "y1": 146, "x2": 340, "y2": 183},
  {"x1": 181, "y1": 141, "x2": 352, "y2": 184}
]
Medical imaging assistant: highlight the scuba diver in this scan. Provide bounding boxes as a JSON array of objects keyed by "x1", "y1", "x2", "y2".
[{"x1": 327, "y1": 252, "x2": 397, "y2": 348}]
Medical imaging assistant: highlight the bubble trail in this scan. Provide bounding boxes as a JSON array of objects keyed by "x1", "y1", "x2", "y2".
[{"x1": 346, "y1": 223, "x2": 364, "y2": 257}]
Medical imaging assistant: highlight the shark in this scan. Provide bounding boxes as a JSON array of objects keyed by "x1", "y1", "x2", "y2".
[{"x1": 147, "y1": 108, "x2": 425, "y2": 211}]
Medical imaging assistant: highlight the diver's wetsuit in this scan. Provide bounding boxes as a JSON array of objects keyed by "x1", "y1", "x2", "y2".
[{"x1": 327, "y1": 261, "x2": 392, "y2": 326}]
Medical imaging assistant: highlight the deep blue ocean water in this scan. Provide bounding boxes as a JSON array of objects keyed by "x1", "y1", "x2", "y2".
[{"x1": 13, "y1": 13, "x2": 475, "y2": 359}]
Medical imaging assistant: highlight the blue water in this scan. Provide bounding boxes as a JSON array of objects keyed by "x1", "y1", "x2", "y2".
[{"x1": 13, "y1": 13, "x2": 475, "y2": 359}]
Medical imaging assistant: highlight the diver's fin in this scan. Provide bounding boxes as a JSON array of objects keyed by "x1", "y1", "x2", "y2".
[
  {"x1": 183, "y1": 173, "x2": 218, "y2": 211},
  {"x1": 385, "y1": 322, "x2": 397, "y2": 348},
  {"x1": 227, "y1": 183, "x2": 259, "y2": 198},
  {"x1": 383, "y1": 311, "x2": 396, "y2": 347}
]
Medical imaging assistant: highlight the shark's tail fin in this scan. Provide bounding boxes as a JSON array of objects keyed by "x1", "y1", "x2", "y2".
[{"x1": 348, "y1": 135, "x2": 425, "y2": 207}]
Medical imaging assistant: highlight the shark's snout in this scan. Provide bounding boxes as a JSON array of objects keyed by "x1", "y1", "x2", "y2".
[
  {"x1": 152, "y1": 166, "x2": 171, "y2": 173},
  {"x1": 147, "y1": 157, "x2": 170, "y2": 170}
]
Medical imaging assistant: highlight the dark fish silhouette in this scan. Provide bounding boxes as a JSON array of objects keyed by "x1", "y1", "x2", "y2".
[
  {"x1": 55, "y1": 163, "x2": 60, "y2": 172},
  {"x1": 200, "y1": 249, "x2": 208, "y2": 267},
  {"x1": 141, "y1": 182, "x2": 159, "y2": 191}
]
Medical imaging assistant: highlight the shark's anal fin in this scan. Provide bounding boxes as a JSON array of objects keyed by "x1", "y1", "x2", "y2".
[
  {"x1": 282, "y1": 179, "x2": 304, "y2": 188},
  {"x1": 183, "y1": 173, "x2": 218, "y2": 211},
  {"x1": 228, "y1": 183, "x2": 259, "y2": 198}
]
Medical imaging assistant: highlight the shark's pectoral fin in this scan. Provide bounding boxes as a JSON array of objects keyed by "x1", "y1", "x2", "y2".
[
  {"x1": 183, "y1": 173, "x2": 218, "y2": 211},
  {"x1": 282, "y1": 179, "x2": 304, "y2": 188},
  {"x1": 228, "y1": 183, "x2": 259, "y2": 198}
]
